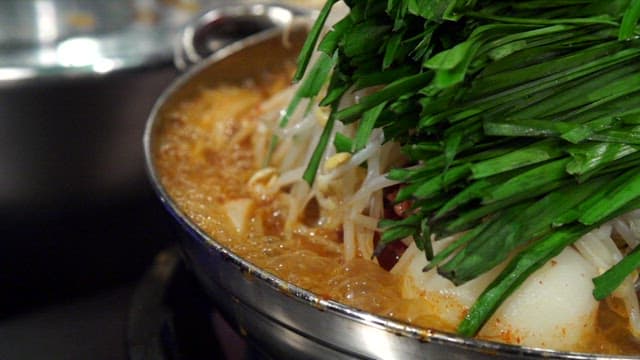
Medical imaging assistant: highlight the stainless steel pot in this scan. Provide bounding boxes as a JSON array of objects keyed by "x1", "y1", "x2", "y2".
[
  {"x1": 144, "y1": 5, "x2": 634, "y2": 360},
  {"x1": 0, "y1": 0, "x2": 223, "y2": 216}
]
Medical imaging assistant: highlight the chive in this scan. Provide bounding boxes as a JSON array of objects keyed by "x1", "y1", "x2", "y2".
[
  {"x1": 470, "y1": 139, "x2": 564, "y2": 179},
  {"x1": 287, "y1": 0, "x2": 640, "y2": 336},
  {"x1": 353, "y1": 102, "x2": 386, "y2": 152},
  {"x1": 413, "y1": 164, "x2": 471, "y2": 199},
  {"x1": 302, "y1": 104, "x2": 337, "y2": 185},
  {"x1": 566, "y1": 142, "x2": 638, "y2": 176},
  {"x1": 593, "y1": 240, "x2": 640, "y2": 300},
  {"x1": 293, "y1": 0, "x2": 338, "y2": 82},
  {"x1": 336, "y1": 72, "x2": 433, "y2": 123},
  {"x1": 438, "y1": 203, "x2": 529, "y2": 285},
  {"x1": 333, "y1": 132, "x2": 353, "y2": 153},
  {"x1": 579, "y1": 169, "x2": 640, "y2": 225},
  {"x1": 619, "y1": 0, "x2": 640, "y2": 39},
  {"x1": 279, "y1": 53, "x2": 334, "y2": 129},
  {"x1": 458, "y1": 224, "x2": 593, "y2": 336},
  {"x1": 464, "y1": 12, "x2": 619, "y2": 27},
  {"x1": 424, "y1": 222, "x2": 491, "y2": 272},
  {"x1": 484, "y1": 158, "x2": 571, "y2": 203}
]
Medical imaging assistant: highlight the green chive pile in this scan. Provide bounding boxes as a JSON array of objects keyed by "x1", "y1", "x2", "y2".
[{"x1": 285, "y1": 0, "x2": 640, "y2": 336}]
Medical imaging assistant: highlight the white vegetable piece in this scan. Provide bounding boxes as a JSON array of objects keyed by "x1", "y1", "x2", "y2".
[
  {"x1": 396, "y1": 240, "x2": 599, "y2": 350},
  {"x1": 224, "y1": 198, "x2": 254, "y2": 234}
]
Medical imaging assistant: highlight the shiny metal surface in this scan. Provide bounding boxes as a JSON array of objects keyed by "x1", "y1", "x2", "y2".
[
  {"x1": 144, "y1": 25, "x2": 637, "y2": 359},
  {"x1": 0, "y1": 0, "x2": 132, "y2": 46},
  {"x1": 174, "y1": 2, "x2": 309, "y2": 71},
  {"x1": 0, "y1": 67, "x2": 175, "y2": 214},
  {"x1": 0, "y1": 0, "x2": 217, "y2": 82},
  {"x1": 0, "y1": 0, "x2": 219, "y2": 215}
]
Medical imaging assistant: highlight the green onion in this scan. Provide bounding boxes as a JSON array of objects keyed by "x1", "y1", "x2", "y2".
[{"x1": 286, "y1": 0, "x2": 640, "y2": 336}]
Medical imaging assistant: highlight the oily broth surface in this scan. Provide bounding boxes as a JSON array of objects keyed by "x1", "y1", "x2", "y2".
[
  {"x1": 153, "y1": 68, "x2": 639, "y2": 355},
  {"x1": 153, "y1": 68, "x2": 402, "y2": 315}
]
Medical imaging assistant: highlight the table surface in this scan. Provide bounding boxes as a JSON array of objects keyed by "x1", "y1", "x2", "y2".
[
  {"x1": 0, "y1": 190, "x2": 173, "y2": 360},
  {"x1": 0, "y1": 283, "x2": 135, "y2": 360}
]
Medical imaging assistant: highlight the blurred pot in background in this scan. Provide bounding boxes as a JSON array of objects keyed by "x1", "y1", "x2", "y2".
[
  {"x1": 0, "y1": 0, "x2": 221, "y2": 218},
  {"x1": 0, "y1": 0, "x2": 233, "y2": 312}
]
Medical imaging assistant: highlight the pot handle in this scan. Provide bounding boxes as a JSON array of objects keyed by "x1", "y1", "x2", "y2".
[{"x1": 174, "y1": 2, "x2": 311, "y2": 71}]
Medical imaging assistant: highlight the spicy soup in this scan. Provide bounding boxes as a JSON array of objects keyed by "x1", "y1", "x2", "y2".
[{"x1": 151, "y1": 56, "x2": 640, "y2": 357}]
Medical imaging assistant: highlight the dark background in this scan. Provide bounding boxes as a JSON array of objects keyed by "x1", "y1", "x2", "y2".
[{"x1": 0, "y1": 187, "x2": 174, "y2": 359}]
